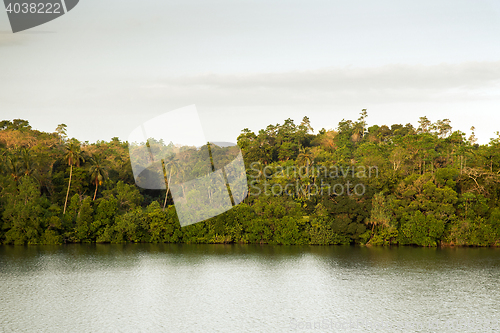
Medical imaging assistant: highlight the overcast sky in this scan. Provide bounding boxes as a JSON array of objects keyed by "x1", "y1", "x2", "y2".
[{"x1": 1, "y1": 0, "x2": 500, "y2": 144}]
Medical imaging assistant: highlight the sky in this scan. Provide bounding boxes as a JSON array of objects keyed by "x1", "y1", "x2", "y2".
[{"x1": 1, "y1": 0, "x2": 500, "y2": 144}]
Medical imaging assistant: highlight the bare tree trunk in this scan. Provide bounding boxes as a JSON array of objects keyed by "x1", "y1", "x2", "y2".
[
  {"x1": 163, "y1": 187, "x2": 169, "y2": 211},
  {"x1": 93, "y1": 182, "x2": 98, "y2": 201},
  {"x1": 163, "y1": 170, "x2": 171, "y2": 211},
  {"x1": 63, "y1": 165, "x2": 72, "y2": 214}
]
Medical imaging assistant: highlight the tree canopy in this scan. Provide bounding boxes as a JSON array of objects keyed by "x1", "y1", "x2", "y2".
[{"x1": 1, "y1": 113, "x2": 500, "y2": 247}]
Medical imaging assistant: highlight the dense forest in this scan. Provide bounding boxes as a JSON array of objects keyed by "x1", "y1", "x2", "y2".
[{"x1": 1, "y1": 111, "x2": 500, "y2": 247}]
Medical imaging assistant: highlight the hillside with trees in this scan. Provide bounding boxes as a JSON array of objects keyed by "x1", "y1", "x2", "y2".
[{"x1": 1, "y1": 111, "x2": 500, "y2": 246}]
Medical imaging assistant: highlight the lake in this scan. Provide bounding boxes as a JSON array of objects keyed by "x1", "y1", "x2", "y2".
[{"x1": 1, "y1": 244, "x2": 499, "y2": 332}]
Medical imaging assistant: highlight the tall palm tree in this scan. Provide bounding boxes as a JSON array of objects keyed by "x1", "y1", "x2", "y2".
[
  {"x1": 89, "y1": 154, "x2": 108, "y2": 201},
  {"x1": 63, "y1": 140, "x2": 84, "y2": 214}
]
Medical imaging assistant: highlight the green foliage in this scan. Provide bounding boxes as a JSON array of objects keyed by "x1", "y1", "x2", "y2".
[
  {"x1": 148, "y1": 202, "x2": 182, "y2": 243},
  {"x1": 41, "y1": 229, "x2": 63, "y2": 245},
  {"x1": 92, "y1": 197, "x2": 118, "y2": 243},
  {"x1": 398, "y1": 211, "x2": 445, "y2": 247},
  {"x1": 308, "y1": 219, "x2": 351, "y2": 245},
  {"x1": 106, "y1": 181, "x2": 143, "y2": 212},
  {"x1": 1, "y1": 116, "x2": 500, "y2": 247},
  {"x1": 75, "y1": 197, "x2": 93, "y2": 242},
  {"x1": 114, "y1": 208, "x2": 148, "y2": 243},
  {"x1": 2, "y1": 177, "x2": 44, "y2": 245}
]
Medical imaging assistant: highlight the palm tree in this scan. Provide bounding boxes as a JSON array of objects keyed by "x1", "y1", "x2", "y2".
[
  {"x1": 297, "y1": 147, "x2": 313, "y2": 177},
  {"x1": 63, "y1": 140, "x2": 84, "y2": 214},
  {"x1": 89, "y1": 155, "x2": 108, "y2": 201}
]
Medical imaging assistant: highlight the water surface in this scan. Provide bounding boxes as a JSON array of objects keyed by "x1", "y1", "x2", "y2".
[{"x1": 1, "y1": 244, "x2": 499, "y2": 332}]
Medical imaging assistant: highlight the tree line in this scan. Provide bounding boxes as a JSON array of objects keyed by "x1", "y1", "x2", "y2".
[{"x1": 1, "y1": 112, "x2": 500, "y2": 246}]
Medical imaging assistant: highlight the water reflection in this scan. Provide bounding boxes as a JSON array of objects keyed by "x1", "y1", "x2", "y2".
[{"x1": 1, "y1": 245, "x2": 499, "y2": 332}]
